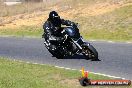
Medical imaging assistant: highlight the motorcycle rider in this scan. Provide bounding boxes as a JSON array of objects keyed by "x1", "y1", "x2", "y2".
[{"x1": 42, "y1": 11, "x2": 77, "y2": 52}]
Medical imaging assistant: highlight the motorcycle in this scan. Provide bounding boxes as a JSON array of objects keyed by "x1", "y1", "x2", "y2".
[{"x1": 43, "y1": 24, "x2": 98, "y2": 60}]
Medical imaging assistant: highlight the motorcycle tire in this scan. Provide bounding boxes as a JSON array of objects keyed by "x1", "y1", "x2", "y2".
[{"x1": 82, "y1": 44, "x2": 98, "y2": 61}]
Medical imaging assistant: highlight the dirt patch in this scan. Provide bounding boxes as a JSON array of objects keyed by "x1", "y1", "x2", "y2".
[
  {"x1": 0, "y1": 11, "x2": 47, "y2": 28},
  {"x1": 60, "y1": 79, "x2": 81, "y2": 87},
  {"x1": 60, "y1": 2, "x2": 132, "y2": 18}
]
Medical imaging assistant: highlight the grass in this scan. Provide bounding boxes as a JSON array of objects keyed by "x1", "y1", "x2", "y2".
[
  {"x1": 74, "y1": 5, "x2": 132, "y2": 41},
  {"x1": 0, "y1": 1, "x2": 60, "y2": 17},
  {"x1": 0, "y1": 57, "x2": 127, "y2": 88},
  {"x1": 0, "y1": 25, "x2": 43, "y2": 38}
]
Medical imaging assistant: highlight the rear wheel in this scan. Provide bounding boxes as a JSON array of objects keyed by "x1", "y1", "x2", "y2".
[{"x1": 82, "y1": 44, "x2": 98, "y2": 60}]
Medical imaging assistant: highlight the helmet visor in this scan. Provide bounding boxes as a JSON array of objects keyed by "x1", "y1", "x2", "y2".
[{"x1": 53, "y1": 16, "x2": 60, "y2": 21}]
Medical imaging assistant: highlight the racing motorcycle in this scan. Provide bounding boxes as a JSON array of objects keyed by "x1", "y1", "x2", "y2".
[{"x1": 43, "y1": 24, "x2": 98, "y2": 60}]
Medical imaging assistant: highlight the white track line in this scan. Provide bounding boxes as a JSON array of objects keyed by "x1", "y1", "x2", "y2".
[
  {"x1": 89, "y1": 72, "x2": 126, "y2": 79},
  {"x1": 13, "y1": 60, "x2": 126, "y2": 80},
  {"x1": 55, "y1": 65, "x2": 126, "y2": 80},
  {"x1": 90, "y1": 40, "x2": 96, "y2": 41},
  {"x1": 108, "y1": 41, "x2": 115, "y2": 43},
  {"x1": 89, "y1": 40, "x2": 132, "y2": 44},
  {"x1": 126, "y1": 42, "x2": 132, "y2": 44}
]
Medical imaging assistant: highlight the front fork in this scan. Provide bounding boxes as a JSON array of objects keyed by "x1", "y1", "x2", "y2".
[{"x1": 72, "y1": 36, "x2": 90, "y2": 51}]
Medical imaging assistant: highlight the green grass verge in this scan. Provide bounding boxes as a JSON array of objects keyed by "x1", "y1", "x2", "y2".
[
  {"x1": 1, "y1": 57, "x2": 130, "y2": 88},
  {"x1": 0, "y1": 26, "x2": 43, "y2": 38},
  {"x1": 75, "y1": 5, "x2": 132, "y2": 42}
]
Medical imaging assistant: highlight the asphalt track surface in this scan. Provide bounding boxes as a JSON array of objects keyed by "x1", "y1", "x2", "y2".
[{"x1": 0, "y1": 37, "x2": 132, "y2": 80}]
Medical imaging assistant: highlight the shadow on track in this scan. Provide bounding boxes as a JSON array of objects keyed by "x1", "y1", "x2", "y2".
[{"x1": 64, "y1": 54, "x2": 86, "y2": 59}]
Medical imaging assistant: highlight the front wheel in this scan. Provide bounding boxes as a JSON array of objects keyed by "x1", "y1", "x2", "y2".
[{"x1": 82, "y1": 44, "x2": 98, "y2": 60}]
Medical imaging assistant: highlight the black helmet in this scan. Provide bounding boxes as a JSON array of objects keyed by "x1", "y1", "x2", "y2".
[{"x1": 49, "y1": 11, "x2": 61, "y2": 24}]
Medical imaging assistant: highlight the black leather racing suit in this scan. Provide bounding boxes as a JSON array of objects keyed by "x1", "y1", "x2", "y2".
[{"x1": 43, "y1": 18, "x2": 76, "y2": 50}]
